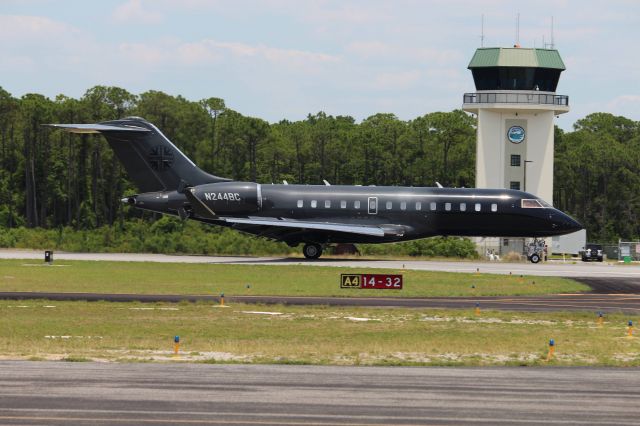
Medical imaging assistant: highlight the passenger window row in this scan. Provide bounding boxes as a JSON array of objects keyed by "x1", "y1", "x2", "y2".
[{"x1": 295, "y1": 200, "x2": 499, "y2": 212}]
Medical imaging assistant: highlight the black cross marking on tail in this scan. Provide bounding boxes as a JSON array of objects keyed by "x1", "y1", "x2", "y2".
[{"x1": 149, "y1": 146, "x2": 173, "y2": 171}]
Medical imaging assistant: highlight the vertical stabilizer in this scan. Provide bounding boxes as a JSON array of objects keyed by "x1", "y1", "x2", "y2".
[{"x1": 46, "y1": 117, "x2": 229, "y2": 192}]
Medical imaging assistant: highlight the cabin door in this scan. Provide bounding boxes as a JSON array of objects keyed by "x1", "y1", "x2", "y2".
[{"x1": 367, "y1": 197, "x2": 378, "y2": 215}]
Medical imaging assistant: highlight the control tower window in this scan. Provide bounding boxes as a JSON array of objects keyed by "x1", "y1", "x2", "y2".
[
  {"x1": 510, "y1": 181, "x2": 521, "y2": 190},
  {"x1": 471, "y1": 67, "x2": 561, "y2": 91},
  {"x1": 511, "y1": 155, "x2": 521, "y2": 167}
]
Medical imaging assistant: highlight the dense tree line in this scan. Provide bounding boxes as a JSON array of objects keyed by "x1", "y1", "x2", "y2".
[
  {"x1": 554, "y1": 113, "x2": 640, "y2": 241},
  {"x1": 0, "y1": 85, "x2": 639, "y2": 245}
]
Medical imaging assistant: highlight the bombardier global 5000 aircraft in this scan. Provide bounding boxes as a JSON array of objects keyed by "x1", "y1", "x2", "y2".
[{"x1": 47, "y1": 117, "x2": 582, "y2": 259}]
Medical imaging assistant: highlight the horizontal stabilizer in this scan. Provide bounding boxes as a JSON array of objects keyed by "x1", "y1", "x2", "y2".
[{"x1": 43, "y1": 123, "x2": 150, "y2": 134}]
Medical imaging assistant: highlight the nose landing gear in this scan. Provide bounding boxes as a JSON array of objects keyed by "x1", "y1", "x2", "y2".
[
  {"x1": 527, "y1": 238, "x2": 546, "y2": 264},
  {"x1": 302, "y1": 243, "x2": 323, "y2": 260}
]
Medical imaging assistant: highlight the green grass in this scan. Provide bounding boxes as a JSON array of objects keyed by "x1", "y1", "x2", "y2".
[
  {"x1": 0, "y1": 259, "x2": 587, "y2": 297},
  {"x1": 1, "y1": 300, "x2": 638, "y2": 366}
]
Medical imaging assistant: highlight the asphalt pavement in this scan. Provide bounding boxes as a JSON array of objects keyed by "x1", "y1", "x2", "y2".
[
  {"x1": 1, "y1": 288, "x2": 640, "y2": 313},
  {"x1": 1, "y1": 361, "x2": 638, "y2": 426}
]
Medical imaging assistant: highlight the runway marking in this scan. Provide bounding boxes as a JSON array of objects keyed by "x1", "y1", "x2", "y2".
[
  {"x1": 477, "y1": 300, "x2": 640, "y2": 312},
  {"x1": 0, "y1": 414, "x2": 635, "y2": 426},
  {"x1": 0, "y1": 416, "x2": 409, "y2": 425},
  {"x1": 488, "y1": 296, "x2": 640, "y2": 304}
]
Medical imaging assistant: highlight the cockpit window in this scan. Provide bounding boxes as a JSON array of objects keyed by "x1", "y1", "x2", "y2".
[{"x1": 521, "y1": 199, "x2": 546, "y2": 208}]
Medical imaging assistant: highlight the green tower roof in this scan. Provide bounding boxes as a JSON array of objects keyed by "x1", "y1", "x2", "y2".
[{"x1": 468, "y1": 48, "x2": 566, "y2": 70}]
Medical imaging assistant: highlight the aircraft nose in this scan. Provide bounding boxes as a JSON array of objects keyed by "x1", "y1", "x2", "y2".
[
  {"x1": 566, "y1": 215, "x2": 583, "y2": 233},
  {"x1": 552, "y1": 210, "x2": 583, "y2": 234}
]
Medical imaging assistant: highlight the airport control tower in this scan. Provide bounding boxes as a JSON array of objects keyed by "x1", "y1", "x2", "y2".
[{"x1": 462, "y1": 47, "x2": 569, "y2": 203}]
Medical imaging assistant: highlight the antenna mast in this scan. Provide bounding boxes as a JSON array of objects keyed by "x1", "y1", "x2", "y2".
[
  {"x1": 480, "y1": 14, "x2": 485, "y2": 47},
  {"x1": 550, "y1": 16, "x2": 555, "y2": 49},
  {"x1": 515, "y1": 12, "x2": 520, "y2": 46}
]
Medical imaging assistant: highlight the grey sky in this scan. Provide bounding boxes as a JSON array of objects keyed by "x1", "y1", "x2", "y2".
[{"x1": 1, "y1": 0, "x2": 638, "y2": 129}]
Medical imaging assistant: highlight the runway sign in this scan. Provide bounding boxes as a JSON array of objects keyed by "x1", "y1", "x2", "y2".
[{"x1": 341, "y1": 274, "x2": 403, "y2": 289}]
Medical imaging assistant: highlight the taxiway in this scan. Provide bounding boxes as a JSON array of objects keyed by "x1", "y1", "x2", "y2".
[
  {"x1": 1, "y1": 285, "x2": 640, "y2": 313},
  {"x1": 0, "y1": 361, "x2": 638, "y2": 425},
  {"x1": 1, "y1": 249, "x2": 639, "y2": 277}
]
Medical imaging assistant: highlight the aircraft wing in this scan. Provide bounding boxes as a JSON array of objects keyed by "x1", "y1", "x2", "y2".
[
  {"x1": 44, "y1": 123, "x2": 150, "y2": 134},
  {"x1": 222, "y1": 217, "x2": 401, "y2": 238}
]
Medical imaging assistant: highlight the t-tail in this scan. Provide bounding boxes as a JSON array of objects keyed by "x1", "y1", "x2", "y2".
[{"x1": 45, "y1": 116, "x2": 229, "y2": 192}]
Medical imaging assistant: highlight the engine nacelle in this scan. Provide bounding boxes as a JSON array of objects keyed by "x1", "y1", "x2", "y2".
[{"x1": 192, "y1": 182, "x2": 260, "y2": 214}]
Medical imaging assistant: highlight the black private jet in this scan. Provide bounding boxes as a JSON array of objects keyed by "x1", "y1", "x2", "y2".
[{"x1": 46, "y1": 117, "x2": 582, "y2": 259}]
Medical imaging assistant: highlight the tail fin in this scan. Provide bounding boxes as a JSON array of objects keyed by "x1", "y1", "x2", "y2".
[{"x1": 45, "y1": 117, "x2": 229, "y2": 192}]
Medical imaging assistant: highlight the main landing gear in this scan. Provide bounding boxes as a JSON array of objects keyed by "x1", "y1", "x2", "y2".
[{"x1": 302, "y1": 243, "x2": 323, "y2": 260}]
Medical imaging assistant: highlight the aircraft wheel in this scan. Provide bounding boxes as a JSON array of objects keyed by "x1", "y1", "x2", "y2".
[
  {"x1": 303, "y1": 243, "x2": 322, "y2": 260},
  {"x1": 530, "y1": 253, "x2": 541, "y2": 264}
]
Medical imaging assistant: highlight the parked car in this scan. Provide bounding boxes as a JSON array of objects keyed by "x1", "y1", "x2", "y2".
[{"x1": 581, "y1": 243, "x2": 604, "y2": 262}]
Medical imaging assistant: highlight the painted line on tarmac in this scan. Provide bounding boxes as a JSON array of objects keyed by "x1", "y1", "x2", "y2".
[
  {"x1": 0, "y1": 416, "x2": 388, "y2": 425},
  {"x1": 480, "y1": 300, "x2": 640, "y2": 312},
  {"x1": 0, "y1": 414, "x2": 633, "y2": 426},
  {"x1": 1, "y1": 292, "x2": 640, "y2": 313},
  {"x1": 0, "y1": 407, "x2": 447, "y2": 422}
]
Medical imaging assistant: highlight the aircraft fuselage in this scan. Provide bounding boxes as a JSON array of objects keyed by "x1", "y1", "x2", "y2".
[{"x1": 130, "y1": 183, "x2": 582, "y2": 246}]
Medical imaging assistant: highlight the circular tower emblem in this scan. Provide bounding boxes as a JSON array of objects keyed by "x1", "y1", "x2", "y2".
[{"x1": 507, "y1": 126, "x2": 525, "y2": 144}]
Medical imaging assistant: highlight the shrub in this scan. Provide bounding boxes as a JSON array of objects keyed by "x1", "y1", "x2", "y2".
[{"x1": 0, "y1": 223, "x2": 478, "y2": 259}]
